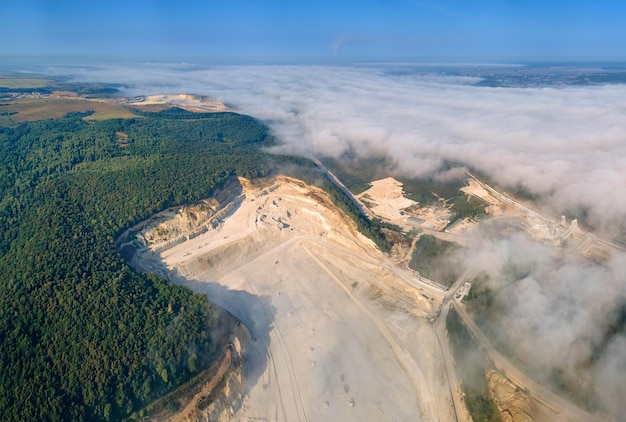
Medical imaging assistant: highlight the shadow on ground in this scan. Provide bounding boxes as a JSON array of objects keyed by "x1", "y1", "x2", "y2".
[{"x1": 171, "y1": 272, "x2": 275, "y2": 395}]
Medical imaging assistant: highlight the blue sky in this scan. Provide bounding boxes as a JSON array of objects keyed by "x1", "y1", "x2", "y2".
[{"x1": 2, "y1": 0, "x2": 626, "y2": 62}]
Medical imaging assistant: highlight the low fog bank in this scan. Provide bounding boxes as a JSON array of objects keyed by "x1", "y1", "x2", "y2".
[
  {"x1": 454, "y1": 224, "x2": 626, "y2": 416},
  {"x1": 58, "y1": 62, "x2": 626, "y2": 231}
]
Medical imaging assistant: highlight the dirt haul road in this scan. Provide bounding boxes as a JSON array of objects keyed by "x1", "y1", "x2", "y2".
[{"x1": 135, "y1": 176, "x2": 455, "y2": 422}]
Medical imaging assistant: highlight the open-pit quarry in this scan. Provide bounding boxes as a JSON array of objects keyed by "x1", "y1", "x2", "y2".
[
  {"x1": 126, "y1": 175, "x2": 457, "y2": 422},
  {"x1": 120, "y1": 170, "x2": 620, "y2": 422}
]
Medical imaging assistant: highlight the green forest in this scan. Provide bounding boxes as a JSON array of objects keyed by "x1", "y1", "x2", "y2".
[
  {"x1": 0, "y1": 109, "x2": 282, "y2": 421},
  {"x1": 408, "y1": 234, "x2": 460, "y2": 287}
]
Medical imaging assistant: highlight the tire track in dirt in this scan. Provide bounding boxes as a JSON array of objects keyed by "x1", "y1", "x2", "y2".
[
  {"x1": 301, "y1": 242, "x2": 437, "y2": 422},
  {"x1": 243, "y1": 273, "x2": 305, "y2": 422},
  {"x1": 272, "y1": 317, "x2": 310, "y2": 422}
]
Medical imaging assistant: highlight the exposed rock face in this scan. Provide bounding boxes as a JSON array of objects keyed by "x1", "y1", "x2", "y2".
[
  {"x1": 136, "y1": 177, "x2": 243, "y2": 252},
  {"x1": 138, "y1": 200, "x2": 216, "y2": 248},
  {"x1": 116, "y1": 176, "x2": 244, "y2": 262}
]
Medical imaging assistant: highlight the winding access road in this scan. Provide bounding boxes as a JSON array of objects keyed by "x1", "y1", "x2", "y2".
[{"x1": 432, "y1": 272, "x2": 473, "y2": 422}]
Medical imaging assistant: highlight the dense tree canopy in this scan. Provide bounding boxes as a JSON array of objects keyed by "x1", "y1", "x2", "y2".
[{"x1": 0, "y1": 109, "x2": 275, "y2": 421}]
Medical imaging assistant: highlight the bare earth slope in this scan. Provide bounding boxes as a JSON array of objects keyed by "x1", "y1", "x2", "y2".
[{"x1": 133, "y1": 176, "x2": 454, "y2": 422}]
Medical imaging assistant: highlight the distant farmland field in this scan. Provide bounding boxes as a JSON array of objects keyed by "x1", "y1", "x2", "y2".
[
  {"x1": 0, "y1": 98, "x2": 140, "y2": 124},
  {"x1": 0, "y1": 77, "x2": 52, "y2": 89}
]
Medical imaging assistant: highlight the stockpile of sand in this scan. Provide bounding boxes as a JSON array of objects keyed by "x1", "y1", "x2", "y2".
[{"x1": 357, "y1": 177, "x2": 418, "y2": 223}]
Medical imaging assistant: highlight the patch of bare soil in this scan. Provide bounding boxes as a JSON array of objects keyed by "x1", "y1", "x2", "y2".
[
  {"x1": 133, "y1": 175, "x2": 455, "y2": 422},
  {"x1": 487, "y1": 369, "x2": 559, "y2": 422},
  {"x1": 357, "y1": 177, "x2": 453, "y2": 232},
  {"x1": 125, "y1": 94, "x2": 230, "y2": 112}
]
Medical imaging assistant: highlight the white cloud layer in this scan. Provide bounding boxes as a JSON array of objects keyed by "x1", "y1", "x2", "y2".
[
  {"x1": 69, "y1": 63, "x2": 626, "y2": 229},
  {"x1": 455, "y1": 226, "x2": 626, "y2": 416}
]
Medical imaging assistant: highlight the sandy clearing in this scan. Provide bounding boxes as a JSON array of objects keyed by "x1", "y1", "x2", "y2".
[
  {"x1": 357, "y1": 177, "x2": 453, "y2": 232},
  {"x1": 126, "y1": 94, "x2": 229, "y2": 112},
  {"x1": 356, "y1": 177, "x2": 418, "y2": 222},
  {"x1": 135, "y1": 176, "x2": 454, "y2": 422}
]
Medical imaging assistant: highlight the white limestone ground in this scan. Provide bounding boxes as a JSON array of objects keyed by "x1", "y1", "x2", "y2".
[
  {"x1": 357, "y1": 177, "x2": 453, "y2": 232},
  {"x1": 135, "y1": 176, "x2": 454, "y2": 422}
]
